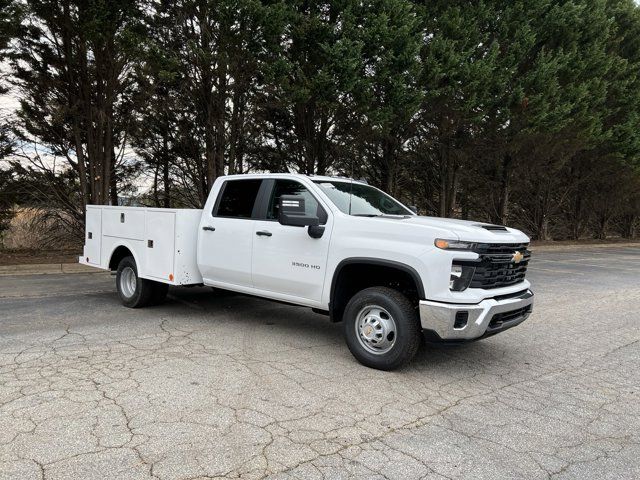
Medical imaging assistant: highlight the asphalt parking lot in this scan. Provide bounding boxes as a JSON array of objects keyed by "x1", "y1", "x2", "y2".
[{"x1": 1, "y1": 246, "x2": 639, "y2": 480}]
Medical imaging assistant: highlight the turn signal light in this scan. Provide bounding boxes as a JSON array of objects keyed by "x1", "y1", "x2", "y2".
[
  {"x1": 434, "y1": 239, "x2": 476, "y2": 250},
  {"x1": 435, "y1": 239, "x2": 449, "y2": 249}
]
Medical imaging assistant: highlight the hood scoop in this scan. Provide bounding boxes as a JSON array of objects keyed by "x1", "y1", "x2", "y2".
[{"x1": 477, "y1": 224, "x2": 508, "y2": 232}]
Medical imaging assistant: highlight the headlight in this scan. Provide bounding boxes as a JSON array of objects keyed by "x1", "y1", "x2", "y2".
[
  {"x1": 435, "y1": 239, "x2": 476, "y2": 250},
  {"x1": 450, "y1": 264, "x2": 475, "y2": 291}
]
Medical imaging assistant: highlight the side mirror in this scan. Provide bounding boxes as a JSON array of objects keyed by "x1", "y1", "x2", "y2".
[
  {"x1": 408, "y1": 205, "x2": 418, "y2": 214},
  {"x1": 279, "y1": 195, "x2": 320, "y2": 227}
]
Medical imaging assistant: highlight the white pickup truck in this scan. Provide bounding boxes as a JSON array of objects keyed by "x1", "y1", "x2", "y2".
[{"x1": 80, "y1": 173, "x2": 533, "y2": 370}]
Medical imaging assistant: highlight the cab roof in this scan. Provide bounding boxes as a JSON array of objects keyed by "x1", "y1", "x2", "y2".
[{"x1": 221, "y1": 172, "x2": 368, "y2": 184}]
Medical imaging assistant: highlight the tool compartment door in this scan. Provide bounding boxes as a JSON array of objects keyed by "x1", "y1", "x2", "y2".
[
  {"x1": 103, "y1": 208, "x2": 146, "y2": 240},
  {"x1": 144, "y1": 210, "x2": 176, "y2": 281},
  {"x1": 84, "y1": 207, "x2": 102, "y2": 265}
]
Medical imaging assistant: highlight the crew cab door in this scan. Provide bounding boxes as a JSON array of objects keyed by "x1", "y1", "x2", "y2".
[
  {"x1": 197, "y1": 179, "x2": 263, "y2": 287},
  {"x1": 251, "y1": 179, "x2": 332, "y2": 303}
]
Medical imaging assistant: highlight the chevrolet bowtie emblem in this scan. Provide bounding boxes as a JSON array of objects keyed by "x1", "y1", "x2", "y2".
[{"x1": 512, "y1": 251, "x2": 524, "y2": 264}]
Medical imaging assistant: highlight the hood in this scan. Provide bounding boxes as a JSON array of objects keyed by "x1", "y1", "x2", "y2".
[{"x1": 382, "y1": 215, "x2": 530, "y2": 243}]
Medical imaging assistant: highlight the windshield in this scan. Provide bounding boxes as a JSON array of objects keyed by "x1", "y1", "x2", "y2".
[{"x1": 313, "y1": 181, "x2": 412, "y2": 216}]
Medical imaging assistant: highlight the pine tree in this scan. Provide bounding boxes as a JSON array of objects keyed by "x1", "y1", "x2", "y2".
[
  {"x1": 0, "y1": 0, "x2": 16, "y2": 161},
  {"x1": 251, "y1": 0, "x2": 362, "y2": 175},
  {"x1": 345, "y1": 0, "x2": 423, "y2": 194},
  {"x1": 8, "y1": 0, "x2": 146, "y2": 209},
  {"x1": 414, "y1": 1, "x2": 502, "y2": 217}
]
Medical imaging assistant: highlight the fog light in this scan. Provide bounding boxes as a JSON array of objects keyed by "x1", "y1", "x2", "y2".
[
  {"x1": 450, "y1": 264, "x2": 475, "y2": 291},
  {"x1": 454, "y1": 311, "x2": 469, "y2": 329}
]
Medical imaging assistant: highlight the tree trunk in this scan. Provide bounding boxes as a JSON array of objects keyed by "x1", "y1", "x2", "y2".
[
  {"x1": 72, "y1": 124, "x2": 89, "y2": 209},
  {"x1": 162, "y1": 133, "x2": 170, "y2": 208},
  {"x1": 78, "y1": 36, "x2": 97, "y2": 204},
  {"x1": 537, "y1": 215, "x2": 549, "y2": 241},
  {"x1": 153, "y1": 162, "x2": 160, "y2": 207},
  {"x1": 438, "y1": 138, "x2": 449, "y2": 217},
  {"x1": 101, "y1": 108, "x2": 113, "y2": 205},
  {"x1": 305, "y1": 103, "x2": 315, "y2": 175},
  {"x1": 445, "y1": 161, "x2": 458, "y2": 217},
  {"x1": 109, "y1": 146, "x2": 118, "y2": 206},
  {"x1": 596, "y1": 215, "x2": 608, "y2": 240},
  {"x1": 294, "y1": 102, "x2": 314, "y2": 175},
  {"x1": 497, "y1": 153, "x2": 512, "y2": 224},
  {"x1": 317, "y1": 113, "x2": 329, "y2": 175},
  {"x1": 570, "y1": 194, "x2": 583, "y2": 240},
  {"x1": 61, "y1": 1, "x2": 89, "y2": 212},
  {"x1": 213, "y1": 59, "x2": 228, "y2": 183},
  {"x1": 228, "y1": 89, "x2": 241, "y2": 175},
  {"x1": 621, "y1": 215, "x2": 637, "y2": 239},
  {"x1": 382, "y1": 139, "x2": 396, "y2": 194}
]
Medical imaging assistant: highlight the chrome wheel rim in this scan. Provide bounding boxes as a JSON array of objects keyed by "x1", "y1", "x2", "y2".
[
  {"x1": 120, "y1": 266, "x2": 137, "y2": 298},
  {"x1": 355, "y1": 305, "x2": 397, "y2": 355}
]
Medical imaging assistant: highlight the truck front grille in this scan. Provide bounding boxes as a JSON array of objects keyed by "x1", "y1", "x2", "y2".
[{"x1": 460, "y1": 243, "x2": 531, "y2": 290}]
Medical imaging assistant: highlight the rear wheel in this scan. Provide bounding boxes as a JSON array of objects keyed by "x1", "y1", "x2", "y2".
[
  {"x1": 343, "y1": 287, "x2": 421, "y2": 370},
  {"x1": 116, "y1": 256, "x2": 156, "y2": 308}
]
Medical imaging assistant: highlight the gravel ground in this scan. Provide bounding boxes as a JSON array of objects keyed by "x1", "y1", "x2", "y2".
[{"x1": 0, "y1": 247, "x2": 639, "y2": 480}]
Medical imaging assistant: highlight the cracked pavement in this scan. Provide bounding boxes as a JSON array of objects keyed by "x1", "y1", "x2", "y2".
[{"x1": 0, "y1": 246, "x2": 639, "y2": 479}]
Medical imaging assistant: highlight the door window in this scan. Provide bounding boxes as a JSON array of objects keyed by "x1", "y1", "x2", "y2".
[
  {"x1": 214, "y1": 179, "x2": 262, "y2": 218},
  {"x1": 267, "y1": 180, "x2": 327, "y2": 224}
]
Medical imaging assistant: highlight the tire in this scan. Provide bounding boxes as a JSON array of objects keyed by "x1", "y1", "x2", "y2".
[
  {"x1": 343, "y1": 287, "x2": 421, "y2": 371},
  {"x1": 115, "y1": 256, "x2": 155, "y2": 308}
]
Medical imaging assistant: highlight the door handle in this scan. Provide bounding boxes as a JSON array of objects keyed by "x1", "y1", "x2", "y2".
[
  {"x1": 256, "y1": 230, "x2": 272, "y2": 237},
  {"x1": 202, "y1": 226, "x2": 216, "y2": 231}
]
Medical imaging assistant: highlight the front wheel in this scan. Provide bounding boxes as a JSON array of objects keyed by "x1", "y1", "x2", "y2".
[{"x1": 343, "y1": 287, "x2": 421, "y2": 370}]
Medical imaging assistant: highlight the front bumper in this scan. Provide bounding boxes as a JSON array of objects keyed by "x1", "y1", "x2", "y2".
[{"x1": 419, "y1": 289, "x2": 534, "y2": 341}]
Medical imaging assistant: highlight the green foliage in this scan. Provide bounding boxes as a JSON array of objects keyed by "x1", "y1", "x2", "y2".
[
  {"x1": 343, "y1": 0, "x2": 423, "y2": 192},
  {"x1": 3, "y1": 0, "x2": 640, "y2": 239},
  {"x1": 252, "y1": 1, "x2": 365, "y2": 175}
]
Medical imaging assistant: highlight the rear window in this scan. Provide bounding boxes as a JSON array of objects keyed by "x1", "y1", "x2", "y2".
[{"x1": 214, "y1": 179, "x2": 262, "y2": 218}]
